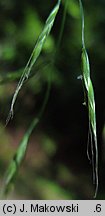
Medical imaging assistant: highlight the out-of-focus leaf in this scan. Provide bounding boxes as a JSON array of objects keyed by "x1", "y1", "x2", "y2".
[
  {"x1": 2, "y1": 117, "x2": 39, "y2": 196},
  {"x1": 62, "y1": 0, "x2": 80, "y2": 19},
  {"x1": 35, "y1": 177, "x2": 75, "y2": 199}
]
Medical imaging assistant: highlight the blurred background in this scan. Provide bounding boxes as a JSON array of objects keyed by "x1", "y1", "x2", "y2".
[{"x1": 0, "y1": 0, "x2": 105, "y2": 199}]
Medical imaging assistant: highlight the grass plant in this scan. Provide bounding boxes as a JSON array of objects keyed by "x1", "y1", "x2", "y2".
[
  {"x1": 1, "y1": 0, "x2": 61, "y2": 197},
  {"x1": 1, "y1": 0, "x2": 99, "y2": 198}
]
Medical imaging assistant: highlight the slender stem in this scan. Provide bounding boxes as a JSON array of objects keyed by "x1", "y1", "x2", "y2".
[{"x1": 79, "y1": 0, "x2": 85, "y2": 49}]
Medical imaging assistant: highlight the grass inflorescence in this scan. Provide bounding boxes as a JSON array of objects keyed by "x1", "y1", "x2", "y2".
[
  {"x1": 79, "y1": 0, "x2": 98, "y2": 198},
  {"x1": 6, "y1": 0, "x2": 61, "y2": 125},
  {"x1": 1, "y1": 0, "x2": 61, "y2": 198},
  {"x1": 1, "y1": 0, "x2": 99, "y2": 199}
]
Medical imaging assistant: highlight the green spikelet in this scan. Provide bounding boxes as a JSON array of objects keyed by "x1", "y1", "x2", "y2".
[
  {"x1": 6, "y1": 0, "x2": 61, "y2": 124},
  {"x1": 79, "y1": 0, "x2": 98, "y2": 198}
]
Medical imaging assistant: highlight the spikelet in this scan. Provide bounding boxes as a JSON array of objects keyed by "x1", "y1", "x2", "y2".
[
  {"x1": 79, "y1": 0, "x2": 98, "y2": 198},
  {"x1": 6, "y1": 0, "x2": 61, "y2": 124}
]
